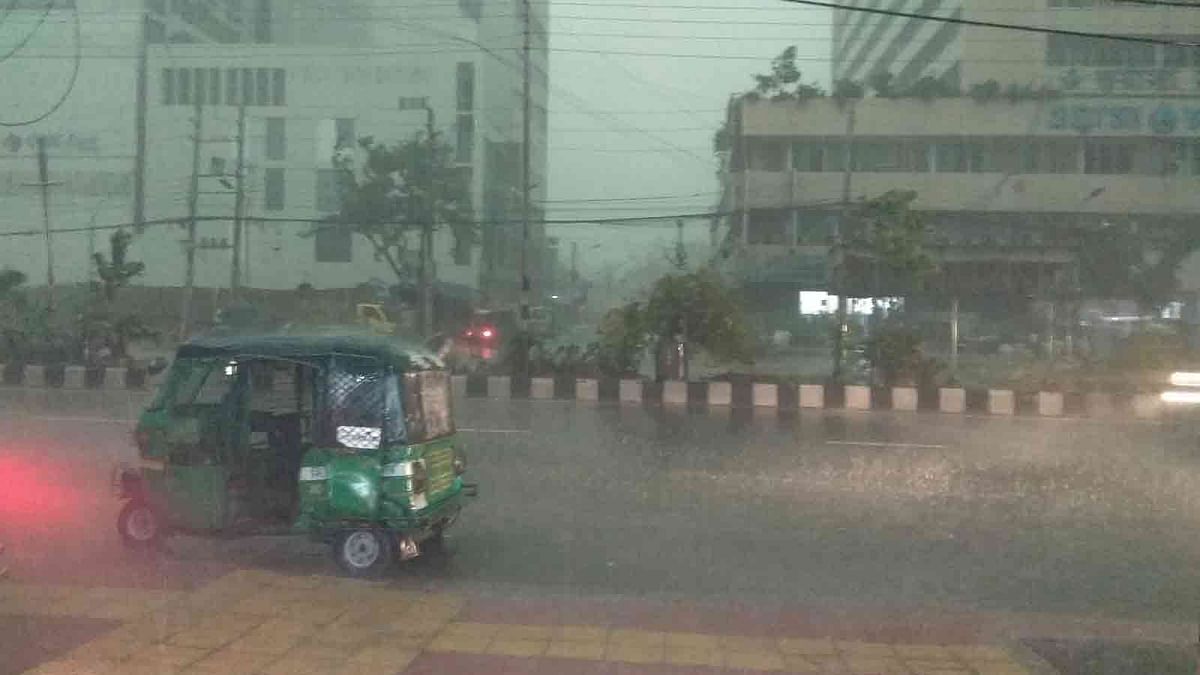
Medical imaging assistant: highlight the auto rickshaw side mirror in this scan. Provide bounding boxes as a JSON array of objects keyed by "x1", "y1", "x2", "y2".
[{"x1": 147, "y1": 357, "x2": 169, "y2": 376}]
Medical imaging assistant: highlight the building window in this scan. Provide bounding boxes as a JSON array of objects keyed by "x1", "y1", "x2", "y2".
[
  {"x1": 146, "y1": 17, "x2": 166, "y2": 43},
  {"x1": 934, "y1": 142, "x2": 965, "y2": 172},
  {"x1": 1150, "y1": 140, "x2": 1186, "y2": 175},
  {"x1": 264, "y1": 168, "x2": 285, "y2": 210},
  {"x1": 265, "y1": 117, "x2": 286, "y2": 160},
  {"x1": 162, "y1": 68, "x2": 175, "y2": 105},
  {"x1": 256, "y1": 68, "x2": 270, "y2": 106},
  {"x1": 316, "y1": 168, "x2": 342, "y2": 213},
  {"x1": 194, "y1": 68, "x2": 207, "y2": 105},
  {"x1": 791, "y1": 142, "x2": 824, "y2": 172},
  {"x1": 210, "y1": 156, "x2": 226, "y2": 176},
  {"x1": 456, "y1": 62, "x2": 476, "y2": 111},
  {"x1": 1084, "y1": 141, "x2": 1133, "y2": 174},
  {"x1": 226, "y1": 68, "x2": 239, "y2": 106},
  {"x1": 242, "y1": 68, "x2": 254, "y2": 106},
  {"x1": 747, "y1": 209, "x2": 790, "y2": 245},
  {"x1": 178, "y1": 68, "x2": 192, "y2": 105},
  {"x1": 748, "y1": 139, "x2": 787, "y2": 171},
  {"x1": 209, "y1": 68, "x2": 221, "y2": 105},
  {"x1": 315, "y1": 226, "x2": 352, "y2": 263},
  {"x1": 459, "y1": 0, "x2": 482, "y2": 20},
  {"x1": 271, "y1": 68, "x2": 285, "y2": 105},
  {"x1": 456, "y1": 114, "x2": 474, "y2": 163},
  {"x1": 254, "y1": 0, "x2": 271, "y2": 43},
  {"x1": 335, "y1": 118, "x2": 356, "y2": 148}
]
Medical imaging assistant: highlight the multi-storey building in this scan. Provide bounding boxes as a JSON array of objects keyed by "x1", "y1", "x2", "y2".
[
  {"x1": 722, "y1": 0, "x2": 1200, "y2": 330},
  {"x1": 0, "y1": 0, "x2": 549, "y2": 310}
]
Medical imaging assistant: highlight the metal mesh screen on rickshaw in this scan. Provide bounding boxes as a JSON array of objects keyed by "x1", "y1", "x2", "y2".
[{"x1": 327, "y1": 359, "x2": 386, "y2": 450}]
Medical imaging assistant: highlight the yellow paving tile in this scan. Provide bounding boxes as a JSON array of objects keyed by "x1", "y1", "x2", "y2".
[
  {"x1": 426, "y1": 633, "x2": 492, "y2": 653},
  {"x1": 282, "y1": 603, "x2": 349, "y2": 626},
  {"x1": 122, "y1": 644, "x2": 211, "y2": 673},
  {"x1": 972, "y1": 665, "x2": 1031, "y2": 675},
  {"x1": 895, "y1": 644, "x2": 955, "y2": 660},
  {"x1": 908, "y1": 669, "x2": 972, "y2": 675},
  {"x1": 183, "y1": 647, "x2": 279, "y2": 675},
  {"x1": 554, "y1": 625, "x2": 609, "y2": 643},
  {"x1": 725, "y1": 650, "x2": 787, "y2": 671},
  {"x1": 781, "y1": 655, "x2": 825, "y2": 674},
  {"x1": 229, "y1": 590, "x2": 303, "y2": 616},
  {"x1": 721, "y1": 635, "x2": 780, "y2": 652},
  {"x1": 340, "y1": 661, "x2": 417, "y2": 675},
  {"x1": 844, "y1": 656, "x2": 911, "y2": 674},
  {"x1": 168, "y1": 617, "x2": 262, "y2": 649},
  {"x1": 224, "y1": 627, "x2": 305, "y2": 655},
  {"x1": 665, "y1": 632, "x2": 721, "y2": 650},
  {"x1": 254, "y1": 617, "x2": 322, "y2": 636},
  {"x1": 546, "y1": 641, "x2": 607, "y2": 661},
  {"x1": 804, "y1": 654, "x2": 848, "y2": 672},
  {"x1": 21, "y1": 659, "x2": 116, "y2": 675},
  {"x1": 904, "y1": 658, "x2": 970, "y2": 673},
  {"x1": 310, "y1": 624, "x2": 380, "y2": 648},
  {"x1": 65, "y1": 633, "x2": 144, "y2": 663},
  {"x1": 368, "y1": 632, "x2": 432, "y2": 651},
  {"x1": 104, "y1": 618, "x2": 178, "y2": 645},
  {"x1": 350, "y1": 644, "x2": 420, "y2": 667},
  {"x1": 839, "y1": 641, "x2": 897, "y2": 658},
  {"x1": 440, "y1": 622, "x2": 502, "y2": 640},
  {"x1": 258, "y1": 652, "x2": 341, "y2": 675},
  {"x1": 951, "y1": 645, "x2": 1016, "y2": 662},
  {"x1": 608, "y1": 629, "x2": 666, "y2": 647},
  {"x1": 493, "y1": 623, "x2": 554, "y2": 641},
  {"x1": 779, "y1": 637, "x2": 838, "y2": 656},
  {"x1": 488, "y1": 638, "x2": 550, "y2": 658},
  {"x1": 664, "y1": 646, "x2": 723, "y2": 668},
  {"x1": 605, "y1": 643, "x2": 665, "y2": 664}
]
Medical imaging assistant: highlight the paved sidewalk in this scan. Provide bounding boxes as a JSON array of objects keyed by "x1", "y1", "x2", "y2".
[{"x1": 0, "y1": 569, "x2": 1068, "y2": 675}]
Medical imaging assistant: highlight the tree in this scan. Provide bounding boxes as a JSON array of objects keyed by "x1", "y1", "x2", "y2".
[
  {"x1": 82, "y1": 229, "x2": 152, "y2": 364},
  {"x1": 331, "y1": 133, "x2": 474, "y2": 327},
  {"x1": 844, "y1": 189, "x2": 934, "y2": 294},
  {"x1": 602, "y1": 268, "x2": 753, "y2": 381}
]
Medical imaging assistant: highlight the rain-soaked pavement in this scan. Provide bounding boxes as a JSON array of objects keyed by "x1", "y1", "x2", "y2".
[{"x1": 4, "y1": 389, "x2": 1200, "y2": 673}]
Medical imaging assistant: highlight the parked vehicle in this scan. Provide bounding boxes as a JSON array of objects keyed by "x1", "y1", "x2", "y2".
[{"x1": 113, "y1": 333, "x2": 476, "y2": 577}]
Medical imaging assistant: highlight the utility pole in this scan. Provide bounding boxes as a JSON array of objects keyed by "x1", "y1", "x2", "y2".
[
  {"x1": 519, "y1": 0, "x2": 533, "y2": 376},
  {"x1": 422, "y1": 105, "x2": 437, "y2": 339},
  {"x1": 832, "y1": 102, "x2": 857, "y2": 383},
  {"x1": 133, "y1": 10, "x2": 149, "y2": 230},
  {"x1": 231, "y1": 102, "x2": 247, "y2": 296},
  {"x1": 23, "y1": 138, "x2": 61, "y2": 317},
  {"x1": 180, "y1": 102, "x2": 203, "y2": 341}
]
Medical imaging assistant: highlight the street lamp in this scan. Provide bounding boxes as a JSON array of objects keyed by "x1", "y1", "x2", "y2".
[{"x1": 398, "y1": 96, "x2": 437, "y2": 339}]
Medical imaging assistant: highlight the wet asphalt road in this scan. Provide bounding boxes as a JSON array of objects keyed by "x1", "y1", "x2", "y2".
[{"x1": 4, "y1": 388, "x2": 1200, "y2": 625}]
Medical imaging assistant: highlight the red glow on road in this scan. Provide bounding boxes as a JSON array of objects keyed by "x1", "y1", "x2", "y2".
[{"x1": 0, "y1": 455, "x2": 83, "y2": 523}]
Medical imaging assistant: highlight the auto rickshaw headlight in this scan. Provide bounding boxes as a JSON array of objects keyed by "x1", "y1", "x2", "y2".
[{"x1": 453, "y1": 451, "x2": 467, "y2": 476}]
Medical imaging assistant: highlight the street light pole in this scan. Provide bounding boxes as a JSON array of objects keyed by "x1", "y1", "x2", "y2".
[
  {"x1": 519, "y1": 0, "x2": 533, "y2": 377},
  {"x1": 423, "y1": 104, "x2": 437, "y2": 339}
]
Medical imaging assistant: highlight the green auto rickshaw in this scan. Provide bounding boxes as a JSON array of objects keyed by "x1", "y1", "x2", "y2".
[{"x1": 113, "y1": 333, "x2": 476, "y2": 577}]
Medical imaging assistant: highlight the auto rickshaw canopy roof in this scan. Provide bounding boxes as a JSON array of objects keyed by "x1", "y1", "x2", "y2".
[{"x1": 177, "y1": 332, "x2": 445, "y2": 372}]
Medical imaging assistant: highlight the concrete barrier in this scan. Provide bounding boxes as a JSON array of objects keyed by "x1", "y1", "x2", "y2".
[
  {"x1": 845, "y1": 385, "x2": 871, "y2": 411},
  {"x1": 988, "y1": 390, "x2": 1015, "y2": 416},
  {"x1": 451, "y1": 375, "x2": 467, "y2": 399},
  {"x1": 752, "y1": 383, "x2": 778, "y2": 408},
  {"x1": 708, "y1": 381, "x2": 732, "y2": 407},
  {"x1": 530, "y1": 377, "x2": 555, "y2": 400},
  {"x1": 25, "y1": 365, "x2": 46, "y2": 389},
  {"x1": 105, "y1": 368, "x2": 128, "y2": 391},
  {"x1": 1085, "y1": 392, "x2": 1114, "y2": 417},
  {"x1": 939, "y1": 387, "x2": 966, "y2": 414},
  {"x1": 663, "y1": 381, "x2": 688, "y2": 406},
  {"x1": 487, "y1": 376, "x2": 511, "y2": 399},
  {"x1": 1038, "y1": 391, "x2": 1064, "y2": 417},
  {"x1": 64, "y1": 366, "x2": 86, "y2": 390},
  {"x1": 619, "y1": 379, "x2": 643, "y2": 405},
  {"x1": 576, "y1": 379, "x2": 600, "y2": 401},
  {"x1": 799, "y1": 384, "x2": 824, "y2": 409},
  {"x1": 892, "y1": 387, "x2": 918, "y2": 412}
]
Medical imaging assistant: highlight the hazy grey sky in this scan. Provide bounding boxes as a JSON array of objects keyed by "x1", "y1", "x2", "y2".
[{"x1": 545, "y1": 1, "x2": 831, "y2": 276}]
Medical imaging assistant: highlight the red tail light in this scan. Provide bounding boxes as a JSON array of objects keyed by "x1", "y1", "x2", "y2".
[{"x1": 481, "y1": 327, "x2": 495, "y2": 339}]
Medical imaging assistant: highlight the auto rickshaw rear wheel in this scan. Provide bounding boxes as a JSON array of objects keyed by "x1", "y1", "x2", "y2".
[
  {"x1": 117, "y1": 501, "x2": 163, "y2": 549},
  {"x1": 333, "y1": 529, "x2": 393, "y2": 578}
]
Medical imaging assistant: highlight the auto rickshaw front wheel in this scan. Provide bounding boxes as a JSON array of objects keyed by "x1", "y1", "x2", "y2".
[
  {"x1": 332, "y1": 529, "x2": 394, "y2": 578},
  {"x1": 117, "y1": 501, "x2": 163, "y2": 549}
]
